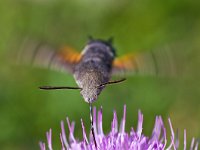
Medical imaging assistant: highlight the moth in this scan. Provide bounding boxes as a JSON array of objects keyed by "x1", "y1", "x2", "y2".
[
  {"x1": 39, "y1": 37, "x2": 127, "y2": 103},
  {"x1": 19, "y1": 37, "x2": 175, "y2": 148},
  {"x1": 19, "y1": 37, "x2": 175, "y2": 101}
]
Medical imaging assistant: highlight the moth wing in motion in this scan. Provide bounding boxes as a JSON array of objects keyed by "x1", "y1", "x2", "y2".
[
  {"x1": 112, "y1": 48, "x2": 176, "y2": 77},
  {"x1": 18, "y1": 38, "x2": 82, "y2": 73}
]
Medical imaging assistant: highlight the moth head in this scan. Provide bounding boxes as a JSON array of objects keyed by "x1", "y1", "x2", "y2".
[
  {"x1": 39, "y1": 79, "x2": 126, "y2": 103},
  {"x1": 82, "y1": 37, "x2": 116, "y2": 58},
  {"x1": 80, "y1": 87, "x2": 102, "y2": 103},
  {"x1": 80, "y1": 78, "x2": 126, "y2": 103}
]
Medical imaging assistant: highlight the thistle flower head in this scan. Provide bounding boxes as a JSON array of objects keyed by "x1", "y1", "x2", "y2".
[{"x1": 39, "y1": 105, "x2": 199, "y2": 150}]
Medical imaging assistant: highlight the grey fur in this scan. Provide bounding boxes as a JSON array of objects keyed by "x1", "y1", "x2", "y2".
[{"x1": 74, "y1": 40, "x2": 115, "y2": 103}]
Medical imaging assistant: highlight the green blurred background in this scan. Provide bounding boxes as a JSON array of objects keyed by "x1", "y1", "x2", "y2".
[{"x1": 0, "y1": 0, "x2": 200, "y2": 149}]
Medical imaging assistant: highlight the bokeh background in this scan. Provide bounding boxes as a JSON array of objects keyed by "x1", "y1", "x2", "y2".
[{"x1": 0, "y1": 0, "x2": 200, "y2": 149}]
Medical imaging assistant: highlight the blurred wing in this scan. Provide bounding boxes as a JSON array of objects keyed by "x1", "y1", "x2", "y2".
[
  {"x1": 112, "y1": 48, "x2": 176, "y2": 77},
  {"x1": 18, "y1": 39, "x2": 82, "y2": 74}
]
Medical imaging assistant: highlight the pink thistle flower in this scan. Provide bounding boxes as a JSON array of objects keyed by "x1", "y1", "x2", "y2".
[{"x1": 39, "y1": 105, "x2": 199, "y2": 150}]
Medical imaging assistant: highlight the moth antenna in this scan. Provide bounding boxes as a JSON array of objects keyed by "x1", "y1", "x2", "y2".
[
  {"x1": 39, "y1": 86, "x2": 82, "y2": 90},
  {"x1": 97, "y1": 78, "x2": 126, "y2": 88},
  {"x1": 88, "y1": 35, "x2": 94, "y2": 41},
  {"x1": 107, "y1": 37, "x2": 114, "y2": 44}
]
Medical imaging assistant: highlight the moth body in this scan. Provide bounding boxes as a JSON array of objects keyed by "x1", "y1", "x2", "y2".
[
  {"x1": 21, "y1": 37, "x2": 176, "y2": 103},
  {"x1": 73, "y1": 39, "x2": 115, "y2": 102}
]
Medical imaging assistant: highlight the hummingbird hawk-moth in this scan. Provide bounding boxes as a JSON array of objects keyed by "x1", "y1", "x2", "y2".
[
  {"x1": 39, "y1": 37, "x2": 127, "y2": 103},
  {"x1": 19, "y1": 37, "x2": 175, "y2": 103},
  {"x1": 19, "y1": 37, "x2": 176, "y2": 148}
]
